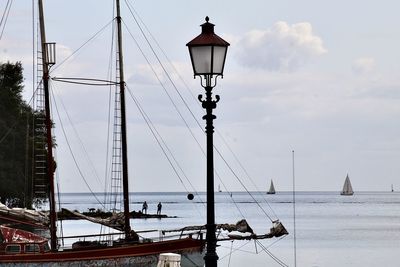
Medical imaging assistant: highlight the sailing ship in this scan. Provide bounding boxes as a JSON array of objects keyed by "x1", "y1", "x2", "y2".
[
  {"x1": 340, "y1": 174, "x2": 354, "y2": 196},
  {"x1": 0, "y1": 1, "x2": 205, "y2": 265},
  {"x1": 0, "y1": 1, "x2": 288, "y2": 265},
  {"x1": 267, "y1": 179, "x2": 276, "y2": 194}
]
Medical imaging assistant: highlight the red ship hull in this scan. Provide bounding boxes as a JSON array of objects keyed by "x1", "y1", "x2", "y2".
[{"x1": 0, "y1": 238, "x2": 205, "y2": 266}]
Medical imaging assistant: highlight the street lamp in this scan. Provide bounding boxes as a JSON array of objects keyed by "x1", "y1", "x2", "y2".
[{"x1": 187, "y1": 16, "x2": 229, "y2": 267}]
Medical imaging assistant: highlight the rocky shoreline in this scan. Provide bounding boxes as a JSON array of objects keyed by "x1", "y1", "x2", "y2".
[{"x1": 57, "y1": 209, "x2": 176, "y2": 220}]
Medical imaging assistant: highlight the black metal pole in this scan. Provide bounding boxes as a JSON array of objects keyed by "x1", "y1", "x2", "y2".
[{"x1": 200, "y1": 85, "x2": 219, "y2": 267}]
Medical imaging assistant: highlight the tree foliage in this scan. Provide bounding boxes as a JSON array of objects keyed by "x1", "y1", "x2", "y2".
[{"x1": 0, "y1": 62, "x2": 46, "y2": 208}]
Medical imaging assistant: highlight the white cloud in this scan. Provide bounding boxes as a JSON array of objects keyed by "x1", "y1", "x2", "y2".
[
  {"x1": 235, "y1": 21, "x2": 327, "y2": 71},
  {"x1": 56, "y1": 44, "x2": 74, "y2": 62},
  {"x1": 352, "y1": 57, "x2": 375, "y2": 75},
  {"x1": 51, "y1": 44, "x2": 84, "y2": 78}
]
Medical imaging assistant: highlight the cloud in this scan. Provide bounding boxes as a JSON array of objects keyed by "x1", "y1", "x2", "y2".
[
  {"x1": 352, "y1": 57, "x2": 375, "y2": 75},
  {"x1": 235, "y1": 21, "x2": 327, "y2": 71},
  {"x1": 126, "y1": 64, "x2": 164, "y2": 85},
  {"x1": 56, "y1": 44, "x2": 74, "y2": 62},
  {"x1": 50, "y1": 44, "x2": 79, "y2": 77}
]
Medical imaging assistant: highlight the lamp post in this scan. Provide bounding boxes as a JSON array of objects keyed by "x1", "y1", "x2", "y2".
[{"x1": 187, "y1": 16, "x2": 229, "y2": 267}]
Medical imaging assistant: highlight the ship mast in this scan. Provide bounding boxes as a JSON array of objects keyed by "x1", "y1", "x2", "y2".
[
  {"x1": 38, "y1": 0, "x2": 57, "y2": 251},
  {"x1": 115, "y1": 0, "x2": 131, "y2": 238}
]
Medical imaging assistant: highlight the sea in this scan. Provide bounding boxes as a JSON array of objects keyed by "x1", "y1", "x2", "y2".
[{"x1": 57, "y1": 191, "x2": 400, "y2": 267}]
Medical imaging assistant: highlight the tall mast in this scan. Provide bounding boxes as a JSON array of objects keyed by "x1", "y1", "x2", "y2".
[
  {"x1": 115, "y1": 0, "x2": 131, "y2": 238},
  {"x1": 38, "y1": 0, "x2": 57, "y2": 251}
]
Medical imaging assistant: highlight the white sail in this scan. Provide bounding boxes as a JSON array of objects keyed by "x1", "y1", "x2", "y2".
[
  {"x1": 267, "y1": 180, "x2": 276, "y2": 194},
  {"x1": 0, "y1": 202, "x2": 49, "y2": 227},
  {"x1": 341, "y1": 174, "x2": 354, "y2": 195}
]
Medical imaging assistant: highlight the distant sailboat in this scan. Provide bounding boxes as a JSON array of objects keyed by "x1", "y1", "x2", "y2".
[
  {"x1": 267, "y1": 180, "x2": 276, "y2": 194},
  {"x1": 340, "y1": 174, "x2": 354, "y2": 196},
  {"x1": 218, "y1": 184, "x2": 222, "y2": 192},
  {"x1": 391, "y1": 184, "x2": 394, "y2": 192}
]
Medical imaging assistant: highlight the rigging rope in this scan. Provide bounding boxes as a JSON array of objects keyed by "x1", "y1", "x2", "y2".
[
  {"x1": 219, "y1": 240, "x2": 253, "y2": 260},
  {"x1": 121, "y1": 14, "x2": 250, "y2": 219},
  {"x1": 31, "y1": 0, "x2": 36, "y2": 111},
  {"x1": 94, "y1": 7, "x2": 120, "y2": 238},
  {"x1": 50, "y1": 19, "x2": 114, "y2": 73},
  {"x1": 0, "y1": 1, "x2": 10, "y2": 28},
  {"x1": 41, "y1": 4, "x2": 119, "y2": 220},
  {"x1": 0, "y1": 124, "x2": 16, "y2": 145},
  {"x1": 0, "y1": 0, "x2": 12, "y2": 41},
  {"x1": 52, "y1": 77, "x2": 117, "y2": 86},
  {"x1": 125, "y1": 84, "x2": 205, "y2": 211},
  {"x1": 214, "y1": 146, "x2": 274, "y2": 222},
  {"x1": 228, "y1": 240, "x2": 233, "y2": 267},
  {"x1": 31, "y1": 3, "x2": 36, "y2": 208},
  {"x1": 53, "y1": 148, "x2": 65, "y2": 247},
  {"x1": 123, "y1": 0, "x2": 278, "y2": 223},
  {"x1": 122, "y1": 21, "x2": 206, "y2": 161},
  {"x1": 42, "y1": 8, "x2": 203, "y2": 214},
  {"x1": 121, "y1": 23, "x2": 206, "y2": 203},
  {"x1": 256, "y1": 240, "x2": 289, "y2": 267},
  {"x1": 125, "y1": 86, "x2": 205, "y2": 218},
  {"x1": 0, "y1": 79, "x2": 39, "y2": 145},
  {"x1": 52, "y1": 85, "x2": 104, "y2": 189},
  {"x1": 216, "y1": 130, "x2": 279, "y2": 220},
  {"x1": 50, "y1": 82, "x2": 105, "y2": 209},
  {"x1": 43, "y1": 5, "x2": 286, "y2": 257},
  {"x1": 45, "y1": 15, "x2": 135, "y2": 215},
  {"x1": 103, "y1": 14, "x2": 116, "y2": 217},
  {"x1": 121, "y1": 18, "x2": 259, "y2": 221},
  {"x1": 292, "y1": 150, "x2": 297, "y2": 267}
]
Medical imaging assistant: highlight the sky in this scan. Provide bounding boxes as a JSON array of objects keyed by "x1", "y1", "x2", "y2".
[{"x1": 1, "y1": 0, "x2": 400, "y2": 193}]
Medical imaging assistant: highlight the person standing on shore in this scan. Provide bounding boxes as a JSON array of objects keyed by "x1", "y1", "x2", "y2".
[
  {"x1": 142, "y1": 201, "x2": 148, "y2": 214},
  {"x1": 157, "y1": 202, "x2": 162, "y2": 215}
]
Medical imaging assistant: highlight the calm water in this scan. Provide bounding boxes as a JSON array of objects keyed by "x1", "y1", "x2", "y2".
[{"x1": 57, "y1": 191, "x2": 400, "y2": 267}]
